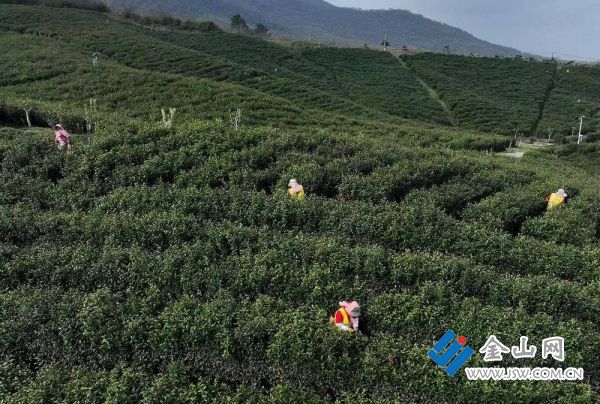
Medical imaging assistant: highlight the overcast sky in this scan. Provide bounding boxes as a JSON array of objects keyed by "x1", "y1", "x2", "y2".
[{"x1": 328, "y1": 0, "x2": 600, "y2": 60}]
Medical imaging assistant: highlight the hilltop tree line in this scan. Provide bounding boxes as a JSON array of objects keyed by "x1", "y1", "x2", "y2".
[
  {"x1": 2, "y1": 1, "x2": 269, "y2": 36},
  {"x1": 231, "y1": 14, "x2": 269, "y2": 37},
  {"x1": 1, "y1": 0, "x2": 223, "y2": 33},
  {"x1": 122, "y1": 9, "x2": 221, "y2": 32},
  {"x1": 0, "y1": 0, "x2": 109, "y2": 11}
]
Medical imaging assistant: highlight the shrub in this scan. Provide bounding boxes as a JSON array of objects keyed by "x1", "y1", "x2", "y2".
[{"x1": 522, "y1": 208, "x2": 596, "y2": 246}]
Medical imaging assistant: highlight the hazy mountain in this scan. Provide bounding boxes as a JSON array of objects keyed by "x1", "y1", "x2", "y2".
[{"x1": 106, "y1": 0, "x2": 522, "y2": 56}]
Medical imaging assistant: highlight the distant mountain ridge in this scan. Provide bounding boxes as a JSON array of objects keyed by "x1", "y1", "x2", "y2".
[{"x1": 105, "y1": 0, "x2": 522, "y2": 56}]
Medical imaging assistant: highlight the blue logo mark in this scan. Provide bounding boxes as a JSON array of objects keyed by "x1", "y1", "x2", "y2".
[{"x1": 428, "y1": 329, "x2": 474, "y2": 377}]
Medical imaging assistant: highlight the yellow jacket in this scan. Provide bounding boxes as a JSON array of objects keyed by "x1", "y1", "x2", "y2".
[
  {"x1": 288, "y1": 186, "x2": 305, "y2": 200},
  {"x1": 547, "y1": 193, "x2": 566, "y2": 210}
]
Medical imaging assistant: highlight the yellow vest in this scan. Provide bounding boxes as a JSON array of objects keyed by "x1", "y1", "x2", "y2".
[
  {"x1": 547, "y1": 193, "x2": 565, "y2": 210},
  {"x1": 336, "y1": 308, "x2": 350, "y2": 325},
  {"x1": 288, "y1": 186, "x2": 305, "y2": 200}
]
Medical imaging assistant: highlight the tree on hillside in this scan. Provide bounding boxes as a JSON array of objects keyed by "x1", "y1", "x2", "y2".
[
  {"x1": 231, "y1": 15, "x2": 249, "y2": 33},
  {"x1": 254, "y1": 23, "x2": 269, "y2": 36}
]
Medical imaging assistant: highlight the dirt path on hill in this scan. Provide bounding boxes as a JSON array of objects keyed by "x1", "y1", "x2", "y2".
[
  {"x1": 397, "y1": 57, "x2": 459, "y2": 127},
  {"x1": 530, "y1": 62, "x2": 558, "y2": 136}
]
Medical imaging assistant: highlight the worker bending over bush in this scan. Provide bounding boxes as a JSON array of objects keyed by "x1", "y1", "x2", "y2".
[
  {"x1": 545, "y1": 188, "x2": 568, "y2": 210},
  {"x1": 288, "y1": 178, "x2": 305, "y2": 200},
  {"x1": 330, "y1": 301, "x2": 361, "y2": 332},
  {"x1": 54, "y1": 124, "x2": 73, "y2": 151}
]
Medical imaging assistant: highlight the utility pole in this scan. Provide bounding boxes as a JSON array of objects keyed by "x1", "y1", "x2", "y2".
[
  {"x1": 381, "y1": 35, "x2": 391, "y2": 52},
  {"x1": 577, "y1": 116, "x2": 584, "y2": 145}
]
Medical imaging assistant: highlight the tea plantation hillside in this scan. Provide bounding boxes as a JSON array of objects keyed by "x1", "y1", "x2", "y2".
[
  {"x1": 0, "y1": 4, "x2": 449, "y2": 127},
  {"x1": 2, "y1": 4, "x2": 600, "y2": 136},
  {"x1": 404, "y1": 53, "x2": 600, "y2": 137},
  {"x1": 404, "y1": 53, "x2": 553, "y2": 134},
  {"x1": 538, "y1": 64, "x2": 600, "y2": 136},
  {"x1": 0, "y1": 3, "x2": 599, "y2": 403}
]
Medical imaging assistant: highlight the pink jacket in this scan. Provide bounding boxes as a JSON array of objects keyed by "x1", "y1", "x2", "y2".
[{"x1": 55, "y1": 128, "x2": 71, "y2": 144}]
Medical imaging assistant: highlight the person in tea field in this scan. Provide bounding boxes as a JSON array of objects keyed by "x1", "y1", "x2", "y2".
[
  {"x1": 330, "y1": 300, "x2": 361, "y2": 332},
  {"x1": 288, "y1": 178, "x2": 305, "y2": 200},
  {"x1": 54, "y1": 124, "x2": 73, "y2": 151},
  {"x1": 545, "y1": 188, "x2": 569, "y2": 210}
]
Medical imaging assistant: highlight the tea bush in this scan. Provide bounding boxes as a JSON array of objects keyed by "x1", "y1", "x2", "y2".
[{"x1": 462, "y1": 182, "x2": 553, "y2": 234}]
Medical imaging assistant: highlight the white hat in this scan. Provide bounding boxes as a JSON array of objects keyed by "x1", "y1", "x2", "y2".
[
  {"x1": 288, "y1": 178, "x2": 298, "y2": 187},
  {"x1": 557, "y1": 189, "x2": 568, "y2": 198}
]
